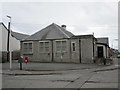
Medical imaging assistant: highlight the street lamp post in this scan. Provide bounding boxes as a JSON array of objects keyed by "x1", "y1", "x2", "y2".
[{"x1": 7, "y1": 15, "x2": 12, "y2": 69}]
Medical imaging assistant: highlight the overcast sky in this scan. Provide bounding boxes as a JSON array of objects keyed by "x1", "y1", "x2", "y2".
[{"x1": 0, "y1": 0, "x2": 119, "y2": 50}]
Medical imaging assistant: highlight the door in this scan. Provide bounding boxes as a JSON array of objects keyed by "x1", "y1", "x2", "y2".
[{"x1": 97, "y1": 46, "x2": 103, "y2": 58}]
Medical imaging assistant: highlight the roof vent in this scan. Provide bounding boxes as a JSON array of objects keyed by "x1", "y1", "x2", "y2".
[{"x1": 61, "y1": 25, "x2": 66, "y2": 29}]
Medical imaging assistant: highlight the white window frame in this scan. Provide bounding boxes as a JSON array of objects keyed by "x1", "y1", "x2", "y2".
[
  {"x1": 23, "y1": 41, "x2": 33, "y2": 53},
  {"x1": 55, "y1": 40, "x2": 67, "y2": 53},
  {"x1": 39, "y1": 41, "x2": 50, "y2": 53},
  {"x1": 71, "y1": 42, "x2": 76, "y2": 52}
]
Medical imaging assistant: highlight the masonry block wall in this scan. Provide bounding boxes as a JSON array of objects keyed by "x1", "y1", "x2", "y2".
[
  {"x1": 81, "y1": 38, "x2": 94, "y2": 63},
  {"x1": 21, "y1": 36, "x2": 96, "y2": 64},
  {"x1": 70, "y1": 39, "x2": 80, "y2": 63}
]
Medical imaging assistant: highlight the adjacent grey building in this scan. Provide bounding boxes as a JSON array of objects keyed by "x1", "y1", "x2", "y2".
[{"x1": 21, "y1": 23, "x2": 109, "y2": 63}]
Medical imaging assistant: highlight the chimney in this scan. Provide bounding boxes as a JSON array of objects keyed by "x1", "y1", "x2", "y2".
[{"x1": 61, "y1": 25, "x2": 66, "y2": 29}]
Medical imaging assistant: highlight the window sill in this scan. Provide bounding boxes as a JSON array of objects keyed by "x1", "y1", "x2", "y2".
[
  {"x1": 56, "y1": 51, "x2": 67, "y2": 53},
  {"x1": 23, "y1": 52, "x2": 33, "y2": 55},
  {"x1": 39, "y1": 52, "x2": 50, "y2": 53}
]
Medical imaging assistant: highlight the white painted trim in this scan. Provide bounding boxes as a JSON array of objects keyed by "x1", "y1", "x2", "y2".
[
  {"x1": 71, "y1": 42, "x2": 76, "y2": 52},
  {"x1": 97, "y1": 44, "x2": 106, "y2": 58},
  {"x1": 55, "y1": 39, "x2": 67, "y2": 42},
  {"x1": 23, "y1": 41, "x2": 33, "y2": 53},
  {"x1": 23, "y1": 41, "x2": 33, "y2": 44},
  {"x1": 39, "y1": 41, "x2": 50, "y2": 43},
  {"x1": 55, "y1": 40, "x2": 68, "y2": 52},
  {"x1": 39, "y1": 41, "x2": 50, "y2": 53}
]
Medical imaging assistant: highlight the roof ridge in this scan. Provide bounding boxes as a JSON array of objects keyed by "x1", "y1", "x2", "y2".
[
  {"x1": 24, "y1": 23, "x2": 54, "y2": 40},
  {"x1": 41, "y1": 25, "x2": 52, "y2": 39},
  {"x1": 54, "y1": 24, "x2": 70, "y2": 38}
]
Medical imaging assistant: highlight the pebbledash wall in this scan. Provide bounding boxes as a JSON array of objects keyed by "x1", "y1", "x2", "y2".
[{"x1": 21, "y1": 35, "x2": 97, "y2": 63}]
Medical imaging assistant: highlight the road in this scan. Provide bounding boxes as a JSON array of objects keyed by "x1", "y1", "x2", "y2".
[{"x1": 1, "y1": 58, "x2": 119, "y2": 89}]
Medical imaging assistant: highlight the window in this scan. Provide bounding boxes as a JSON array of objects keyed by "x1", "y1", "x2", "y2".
[
  {"x1": 24, "y1": 43, "x2": 27, "y2": 52},
  {"x1": 72, "y1": 43, "x2": 76, "y2": 51},
  {"x1": 39, "y1": 42, "x2": 44, "y2": 52},
  {"x1": 56, "y1": 40, "x2": 67, "y2": 52},
  {"x1": 23, "y1": 42, "x2": 33, "y2": 53},
  {"x1": 29, "y1": 43, "x2": 32, "y2": 52},
  {"x1": 62, "y1": 41, "x2": 67, "y2": 51},
  {"x1": 56, "y1": 41, "x2": 61, "y2": 52},
  {"x1": 39, "y1": 41, "x2": 50, "y2": 52},
  {"x1": 45, "y1": 42, "x2": 49, "y2": 52}
]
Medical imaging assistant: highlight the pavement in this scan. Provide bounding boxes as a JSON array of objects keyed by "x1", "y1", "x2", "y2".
[{"x1": 1, "y1": 58, "x2": 119, "y2": 75}]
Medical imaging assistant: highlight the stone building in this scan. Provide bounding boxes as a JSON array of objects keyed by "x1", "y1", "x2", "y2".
[{"x1": 21, "y1": 23, "x2": 109, "y2": 63}]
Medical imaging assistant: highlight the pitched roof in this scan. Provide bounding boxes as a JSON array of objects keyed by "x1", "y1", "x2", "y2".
[
  {"x1": 0, "y1": 22, "x2": 29, "y2": 41},
  {"x1": 11, "y1": 31, "x2": 29, "y2": 41},
  {"x1": 24, "y1": 23, "x2": 74, "y2": 41},
  {"x1": 97, "y1": 38, "x2": 109, "y2": 45}
]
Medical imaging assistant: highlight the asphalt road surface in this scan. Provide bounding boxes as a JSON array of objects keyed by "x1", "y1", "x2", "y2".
[{"x1": 1, "y1": 58, "x2": 119, "y2": 89}]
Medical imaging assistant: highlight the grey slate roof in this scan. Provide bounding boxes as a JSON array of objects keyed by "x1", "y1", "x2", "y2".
[
  {"x1": 97, "y1": 38, "x2": 109, "y2": 45},
  {"x1": 11, "y1": 31, "x2": 30, "y2": 41},
  {"x1": 24, "y1": 23, "x2": 74, "y2": 41}
]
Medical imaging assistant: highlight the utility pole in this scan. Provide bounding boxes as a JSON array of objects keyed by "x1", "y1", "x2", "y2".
[{"x1": 7, "y1": 15, "x2": 12, "y2": 69}]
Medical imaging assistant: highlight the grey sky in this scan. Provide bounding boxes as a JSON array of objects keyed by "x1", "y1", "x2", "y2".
[{"x1": 1, "y1": 1, "x2": 118, "y2": 50}]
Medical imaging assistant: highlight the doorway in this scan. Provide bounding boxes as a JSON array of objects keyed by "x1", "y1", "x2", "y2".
[{"x1": 97, "y1": 46, "x2": 104, "y2": 58}]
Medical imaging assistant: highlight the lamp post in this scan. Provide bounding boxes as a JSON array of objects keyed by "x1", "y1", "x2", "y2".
[{"x1": 7, "y1": 15, "x2": 12, "y2": 69}]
